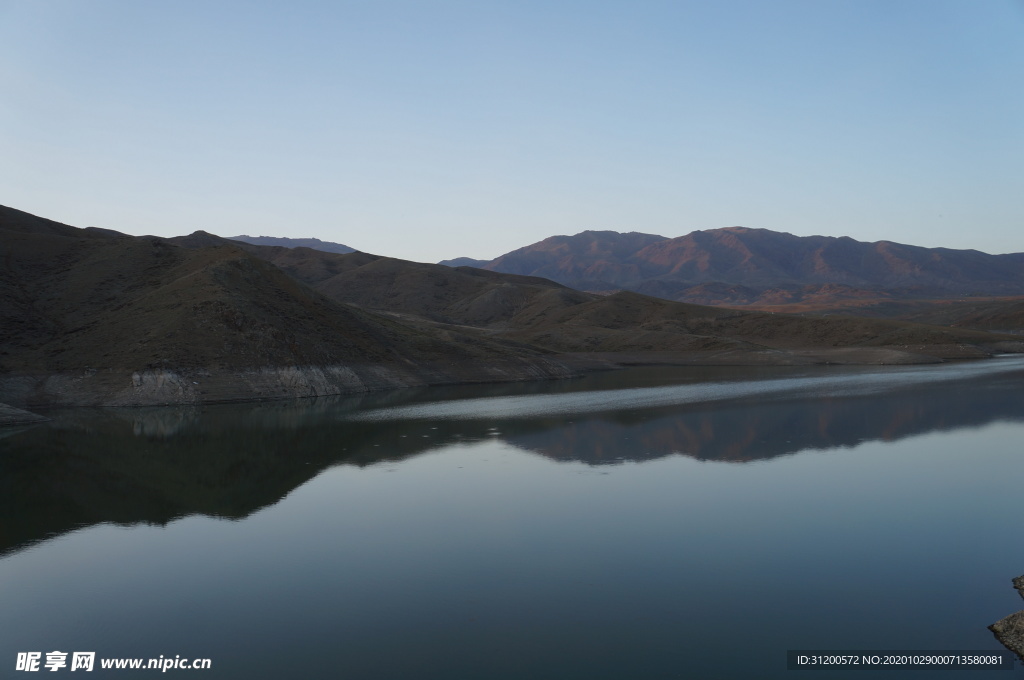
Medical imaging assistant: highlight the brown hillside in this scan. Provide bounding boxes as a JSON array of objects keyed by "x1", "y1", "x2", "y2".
[
  {"x1": 3, "y1": 214, "x2": 447, "y2": 372},
  {"x1": 501, "y1": 291, "x2": 1018, "y2": 361},
  {"x1": 899, "y1": 298, "x2": 1024, "y2": 332},
  {"x1": 739, "y1": 295, "x2": 1024, "y2": 334},
  {"x1": 482, "y1": 230, "x2": 669, "y2": 290},
  {"x1": 171, "y1": 232, "x2": 597, "y2": 327},
  {"x1": 1, "y1": 206, "x2": 573, "y2": 407},
  {"x1": 473, "y1": 227, "x2": 1024, "y2": 304}
]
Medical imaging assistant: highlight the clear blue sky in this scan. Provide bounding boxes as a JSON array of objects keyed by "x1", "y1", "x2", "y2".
[{"x1": 2, "y1": 0, "x2": 1022, "y2": 262}]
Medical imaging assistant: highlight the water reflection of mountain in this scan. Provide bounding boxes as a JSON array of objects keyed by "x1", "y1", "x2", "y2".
[
  {"x1": 3, "y1": 365, "x2": 1024, "y2": 558},
  {"x1": 503, "y1": 376, "x2": 1024, "y2": 464},
  {"x1": 0, "y1": 394, "x2": 445, "y2": 559}
]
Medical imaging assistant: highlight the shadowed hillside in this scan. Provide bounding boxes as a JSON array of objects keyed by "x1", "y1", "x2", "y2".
[
  {"x1": 172, "y1": 231, "x2": 597, "y2": 327},
  {"x1": 721, "y1": 292, "x2": 1024, "y2": 335},
  {"x1": 898, "y1": 298, "x2": 1024, "y2": 332},
  {"x1": 0, "y1": 206, "x2": 573, "y2": 408},
  {"x1": 499, "y1": 290, "x2": 1017, "y2": 362}
]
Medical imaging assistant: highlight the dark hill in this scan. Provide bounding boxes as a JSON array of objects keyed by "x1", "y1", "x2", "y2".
[
  {"x1": 500, "y1": 290, "x2": 1012, "y2": 362},
  {"x1": 277, "y1": 255, "x2": 595, "y2": 328},
  {"x1": 0, "y1": 206, "x2": 571, "y2": 408},
  {"x1": 725, "y1": 295, "x2": 1024, "y2": 333},
  {"x1": 171, "y1": 232, "x2": 596, "y2": 327},
  {"x1": 878, "y1": 297, "x2": 1024, "y2": 333}
]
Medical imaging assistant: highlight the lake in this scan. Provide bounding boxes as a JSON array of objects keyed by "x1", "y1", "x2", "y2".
[{"x1": 3, "y1": 358, "x2": 1024, "y2": 678}]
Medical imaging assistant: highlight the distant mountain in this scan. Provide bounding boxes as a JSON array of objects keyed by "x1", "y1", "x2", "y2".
[
  {"x1": 228, "y1": 235, "x2": 355, "y2": 254},
  {"x1": 482, "y1": 230, "x2": 669, "y2": 291},
  {"x1": 465, "y1": 228, "x2": 1024, "y2": 304},
  {"x1": 438, "y1": 257, "x2": 489, "y2": 268}
]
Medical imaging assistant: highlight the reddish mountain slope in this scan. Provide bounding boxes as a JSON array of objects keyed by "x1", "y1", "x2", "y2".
[
  {"x1": 467, "y1": 227, "x2": 1024, "y2": 303},
  {"x1": 481, "y1": 230, "x2": 669, "y2": 291}
]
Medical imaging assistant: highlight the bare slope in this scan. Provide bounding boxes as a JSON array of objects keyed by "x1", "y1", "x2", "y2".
[
  {"x1": 0, "y1": 206, "x2": 571, "y2": 407},
  {"x1": 471, "y1": 227, "x2": 1024, "y2": 303},
  {"x1": 499, "y1": 291, "x2": 1016, "y2": 363},
  {"x1": 172, "y1": 232, "x2": 597, "y2": 327},
  {"x1": 482, "y1": 230, "x2": 669, "y2": 291},
  {"x1": 732, "y1": 295, "x2": 1024, "y2": 334},
  {"x1": 898, "y1": 298, "x2": 1024, "y2": 332}
]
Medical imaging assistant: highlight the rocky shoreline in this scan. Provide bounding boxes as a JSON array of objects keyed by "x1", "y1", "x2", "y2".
[
  {"x1": 991, "y1": 575, "x2": 1024, "y2": 662},
  {"x1": 0, "y1": 356, "x2": 580, "y2": 415},
  {"x1": 4, "y1": 346, "x2": 1023, "y2": 423}
]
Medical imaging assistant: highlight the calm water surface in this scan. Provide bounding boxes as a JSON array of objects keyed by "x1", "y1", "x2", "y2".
[{"x1": 3, "y1": 358, "x2": 1024, "y2": 678}]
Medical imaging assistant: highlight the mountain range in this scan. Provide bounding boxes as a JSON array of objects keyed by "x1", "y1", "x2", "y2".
[
  {"x1": 178, "y1": 229, "x2": 1019, "y2": 361},
  {"x1": 2, "y1": 205, "x2": 1022, "y2": 410},
  {"x1": 440, "y1": 228, "x2": 1024, "y2": 306},
  {"x1": 218, "y1": 228, "x2": 1024, "y2": 308},
  {"x1": 247, "y1": 228, "x2": 1024, "y2": 325}
]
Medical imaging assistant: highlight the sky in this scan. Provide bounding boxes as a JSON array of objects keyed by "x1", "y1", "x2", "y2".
[{"x1": 1, "y1": 0, "x2": 1022, "y2": 263}]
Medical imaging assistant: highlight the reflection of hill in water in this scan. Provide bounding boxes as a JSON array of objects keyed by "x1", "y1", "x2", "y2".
[
  {"x1": 3, "y1": 365, "x2": 1024, "y2": 557},
  {"x1": 504, "y1": 375, "x2": 1024, "y2": 464}
]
